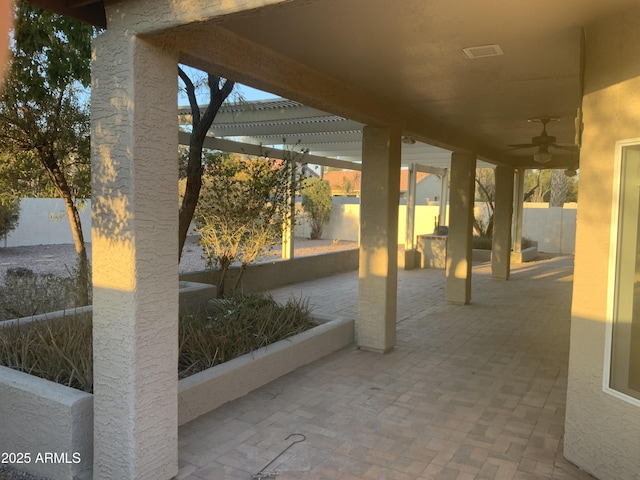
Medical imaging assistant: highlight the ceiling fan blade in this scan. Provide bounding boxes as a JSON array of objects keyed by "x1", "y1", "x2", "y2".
[{"x1": 507, "y1": 143, "x2": 536, "y2": 149}]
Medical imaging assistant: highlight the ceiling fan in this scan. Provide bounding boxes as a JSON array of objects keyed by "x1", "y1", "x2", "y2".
[{"x1": 508, "y1": 117, "x2": 579, "y2": 163}]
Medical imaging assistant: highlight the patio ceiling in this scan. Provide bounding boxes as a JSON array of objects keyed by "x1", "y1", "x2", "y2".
[{"x1": 29, "y1": 0, "x2": 640, "y2": 170}]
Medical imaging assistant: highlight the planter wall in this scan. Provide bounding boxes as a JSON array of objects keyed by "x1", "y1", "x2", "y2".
[
  {"x1": 0, "y1": 282, "x2": 215, "y2": 330},
  {"x1": 180, "y1": 248, "x2": 359, "y2": 295},
  {"x1": 178, "y1": 314, "x2": 354, "y2": 425},
  {"x1": 0, "y1": 367, "x2": 93, "y2": 480},
  {"x1": 0, "y1": 313, "x2": 353, "y2": 480},
  {"x1": 472, "y1": 245, "x2": 539, "y2": 263}
]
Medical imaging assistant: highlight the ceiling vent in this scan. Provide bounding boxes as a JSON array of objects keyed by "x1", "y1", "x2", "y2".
[{"x1": 462, "y1": 44, "x2": 504, "y2": 59}]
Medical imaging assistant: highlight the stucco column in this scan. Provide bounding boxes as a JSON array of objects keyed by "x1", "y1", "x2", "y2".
[
  {"x1": 439, "y1": 168, "x2": 449, "y2": 226},
  {"x1": 492, "y1": 166, "x2": 514, "y2": 280},
  {"x1": 91, "y1": 31, "x2": 178, "y2": 480},
  {"x1": 446, "y1": 152, "x2": 476, "y2": 304},
  {"x1": 404, "y1": 163, "x2": 419, "y2": 269},
  {"x1": 512, "y1": 168, "x2": 525, "y2": 253},
  {"x1": 358, "y1": 125, "x2": 401, "y2": 352},
  {"x1": 281, "y1": 163, "x2": 296, "y2": 260}
]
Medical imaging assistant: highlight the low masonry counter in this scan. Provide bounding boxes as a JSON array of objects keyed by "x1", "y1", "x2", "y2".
[{"x1": 417, "y1": 234, "x2": 447, "y2": 269}]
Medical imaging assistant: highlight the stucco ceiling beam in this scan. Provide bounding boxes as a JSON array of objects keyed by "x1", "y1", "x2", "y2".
[{"x1": 174, "y1": 24, "x2": 512, "y2": 166}]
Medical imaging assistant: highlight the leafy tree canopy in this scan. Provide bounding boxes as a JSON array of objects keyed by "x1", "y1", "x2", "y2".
[
  {"x1": 301, "y1": 177, "x2": 332, "y2": 240},
  {"x1": 0, "y1": 3, "x2": 96, "y2": 304},
  {"x1": 195, "y1": 153, "x2": 297, "y2": 297}
]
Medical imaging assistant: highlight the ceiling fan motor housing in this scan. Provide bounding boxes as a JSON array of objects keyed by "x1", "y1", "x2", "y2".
[{"x1": 532, "y1": 133, "x2": 555, "y2": 145}]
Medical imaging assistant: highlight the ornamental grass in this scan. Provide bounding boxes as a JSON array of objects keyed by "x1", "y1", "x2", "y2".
[{"x1": 0, "y1": 291, "x2": 313, "y2": 393}]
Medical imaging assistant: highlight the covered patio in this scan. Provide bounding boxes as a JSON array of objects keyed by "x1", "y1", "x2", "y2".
[
  {"x1": 178, "y1": 255, "x2": 586, "y2": 480},
  {"x1": 17, "y1": 1, "x2": 640, "y2": 479}
]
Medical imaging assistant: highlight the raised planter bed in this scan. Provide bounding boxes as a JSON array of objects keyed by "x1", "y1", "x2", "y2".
[
  {"x1": 472, "y1": 244, "x2": 539, "y2": 263},
  {"x1": 0, "y1": 312, "x2": 353, "y2": 480},
  {"x1": 0, "y1": 281, "x2": 215, "y2": 330},
  {"x1": 178, "y1": 313, "x2": 354, "y2": 425}
]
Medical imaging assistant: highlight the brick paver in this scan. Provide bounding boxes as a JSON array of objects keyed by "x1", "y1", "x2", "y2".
[{"x1": 178, "y1": 255, "x2": 594, "y2": 480}]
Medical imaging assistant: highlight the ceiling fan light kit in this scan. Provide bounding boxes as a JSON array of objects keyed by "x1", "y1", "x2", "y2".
[{"x1": 534, "y1": 148, "x2": 553, "y2": 163}]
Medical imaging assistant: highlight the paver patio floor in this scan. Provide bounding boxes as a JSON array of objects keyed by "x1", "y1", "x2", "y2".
[{"x1": 178, "y1": 255, "x2": 594, "y2": 480}]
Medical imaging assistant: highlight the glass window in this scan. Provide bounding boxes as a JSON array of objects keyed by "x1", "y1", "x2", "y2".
[{"x1": 611, "y1": 144, "x2": 640, "y2": 400}]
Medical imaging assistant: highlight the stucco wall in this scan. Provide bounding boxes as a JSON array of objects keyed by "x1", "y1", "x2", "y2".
[
  {"x1": 3, "y1": 198, "x2": 91, "y2": 247},
  {"x1": 565, "y1": 6, "x2": 640, "y2": 480},
  {"x1": 5, "y1": 198, "x2": 575, "y2": 253},
  {"x1": 522, "y1": 203, "x2": 576, "y2": 254}
]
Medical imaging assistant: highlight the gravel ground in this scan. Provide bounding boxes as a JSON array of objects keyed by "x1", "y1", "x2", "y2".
[
  {"x1": 0, "y1": 236, "x2": 358, "y2": 283},
  {"x1": 0, "y1": 466, "x2": 50, "y2": 480},
  {"x1": 0, "y1": 236, "x2": 356, "y2": 480}
]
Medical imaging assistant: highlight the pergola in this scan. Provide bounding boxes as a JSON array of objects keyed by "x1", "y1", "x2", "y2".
[
  {"x1": 20, "y1": 2, "x2": 640, "y2": 480},
  {"x1": 178, "y1": 97, "x2": 474, "y2": 257}
]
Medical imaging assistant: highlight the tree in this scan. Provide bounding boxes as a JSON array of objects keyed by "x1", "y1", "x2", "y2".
[
  {"x1": 474, "y1": 168, "x2": 495, "y2": 238},
  {"x1": 178, "y1": 67, "x2": 234, "y2": 259},
  {"x1": 0, "y1": 3, "x2": 93, "y2": 304},
  {"x1": 195, "y1": 153, "x2": 297, "y2": 298},
  {"x1": 0, "y1": 154, "x2": 20, "y2": 241},
  {"x1": 524, "y1": 169, "x2": 578, "y2": 204},
  {"x1": 0, "y1": 197, "x2": 19, "y2": 242},
  {"x1": 301, "y1": 177, "x2": 332, "y2": 240}
]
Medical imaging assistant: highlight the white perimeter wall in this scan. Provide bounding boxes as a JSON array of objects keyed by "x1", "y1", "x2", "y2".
[
  {"x1": 5, "y1": 198, "x2": 577, "y2": 254},
  {"x1": 299, "y1": 200, "x2": 577, "y2": 254},
  {"x1": 3, "y1": 198, "x2": 92, "y2": 248}
]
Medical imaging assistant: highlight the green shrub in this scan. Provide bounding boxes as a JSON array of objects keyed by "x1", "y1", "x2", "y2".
[
  {"x1": 472, "y1": 235, "x2": 493, "y2": 250},
  {"x1": 0, "y1": 269, "x2": 90, "y2": 321},
  {"x1": 0, "y1": 292, "x2": 313, "y2": 391},
  {"x1": 301, "y1": 177, "x2": 332, "y2": 240}
]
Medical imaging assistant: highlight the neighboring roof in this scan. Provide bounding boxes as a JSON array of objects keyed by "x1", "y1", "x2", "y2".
[
  {"x1": 323, "y1": 170, "x2": 361, "y2": 194},
  {"x1": 323, "y1": 169, "x2": 433, "y2": 194},
  {"x1": 399, "y1": 171, "x2": 430, "y2": 192}
]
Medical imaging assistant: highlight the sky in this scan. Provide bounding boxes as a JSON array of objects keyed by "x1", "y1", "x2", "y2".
[{"x1": 177, "y1": 65, "x2": 280, "y2": 106}]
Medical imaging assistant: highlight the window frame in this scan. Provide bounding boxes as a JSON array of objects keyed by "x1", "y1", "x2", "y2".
[{"x1": 604, "y1": 138, "x2": 640, "y2": 407}]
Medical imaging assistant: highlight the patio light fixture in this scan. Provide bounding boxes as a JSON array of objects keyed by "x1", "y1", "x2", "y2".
[{"x1": 533, "y1": 146, "x2": 552, "y2": 163}]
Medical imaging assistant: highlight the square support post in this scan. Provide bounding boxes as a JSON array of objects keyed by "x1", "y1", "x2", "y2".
[
  {"x1": 439, "y1": 168, "x2": 449, "y2": 226},
  {"x1": 492, "y1": 166, "x2": 515, "y2": 280},
  {"x1": 446, "y1": 152, "x2": 476, "y2": 305},
  {"x1": 91, "y1": 31, "x2": 178, "y2": 480},
  {"x1": 404, "y1": 163, "x2": 420, "y2": 269},
  {"x1": 358, "y1": 125, "x2": 401, "y2": 352},
  {"x1": 281, "y1": 161, "x2": 296, "y2": 260},
  {"x1": 512, "y1": 168, "x2": 525, "y2": 253}
]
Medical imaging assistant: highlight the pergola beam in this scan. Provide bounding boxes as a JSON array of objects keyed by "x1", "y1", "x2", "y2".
[
  {"x1": 178, "y1": 100, "x2": 339, "y2": 125},
  {"x1": 414, "y1": 164, "x2": 447, "y2": 176},
  {"x1": 178, "y1": 131, "x2": 362, "y2": 171}
]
